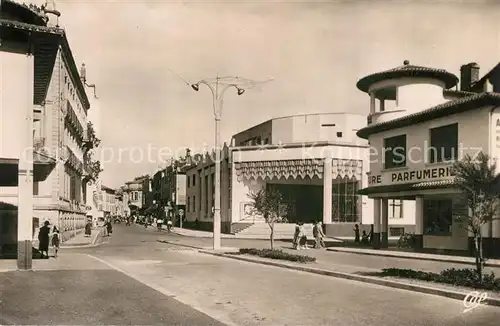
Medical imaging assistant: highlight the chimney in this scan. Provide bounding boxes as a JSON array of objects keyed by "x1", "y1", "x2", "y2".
[
  {"x1": 460, "y1": 62, "x2": 480, "y2": 91},
  {"x1": 80, "y1": 63, "x2": 87, "y2": 84}
]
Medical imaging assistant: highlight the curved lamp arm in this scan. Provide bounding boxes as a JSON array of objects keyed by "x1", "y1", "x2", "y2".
[{"x1": 191, "y1": 80, "x2": 243, "y2": 119}]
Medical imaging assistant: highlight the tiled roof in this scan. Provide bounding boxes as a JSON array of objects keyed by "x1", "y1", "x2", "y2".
[
  {"x1": 358, "y1": 179, "x2": 456, "y2": 196},
  {"x1": 356, "y1": 61, "x2": 459, "y2": 93},
  {"x1": 0, "y1": 18, "x2": 90, "y2": 111},
  {"x1": 356, "y1": 92, "x2": 500, "y2": 139},
  {"x1": 443, "y1": 89, "x2": 477, "y2": 98}
]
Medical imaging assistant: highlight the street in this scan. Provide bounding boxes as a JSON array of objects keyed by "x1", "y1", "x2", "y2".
[{"x1": 1, "y1": 224, "x2": 498, "y2": 325}]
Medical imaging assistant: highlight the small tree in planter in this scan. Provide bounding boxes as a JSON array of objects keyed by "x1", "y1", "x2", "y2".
[
  {"x1": 248, "y1": 188, "x2": 288, "y2": 250},
  {"x1": 453, "y1": 152, "x2": 500, "y2": 283}
]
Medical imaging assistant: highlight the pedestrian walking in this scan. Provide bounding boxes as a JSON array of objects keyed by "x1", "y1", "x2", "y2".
[
  {"x1": 38, "y1": 221, "x2": 50, "y2": 258},
  {"x1": 51, "y1": 226, "x2": 60, "y2": 258},
  {"x1": 298, "y1": 222, "x2": 308, "y2": 250},
  {"x1": 106, "y1": 218, "x2": 113, "y2": 236},
  {"x1": 156, "y1": 216, "x2": 163, "y2": 231},
  {"x1": 314, "y1": 221, "x2": 326, "y2": 249},
  {"x1": 353, "y1": 224, "x2": 360, "y2": 243},
  {"x1": 166, "y1": 219, "x2": 173, "y2": 233},
  {"x1": 85, "y1": 220, "x2": 92, "y2": 237},
  {"x1": 293, "y1": 222, "x2": 300, "y2": 249}
]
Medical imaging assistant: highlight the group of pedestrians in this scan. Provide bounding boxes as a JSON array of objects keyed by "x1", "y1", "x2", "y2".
[
  {"x1": 353, "y1": 223, "x2": 373, "y2": 245},
  {"x1": 37, "y1": 221, "x2": 60, "y2": 259},
  {"x1": 143, "y1": 215, "x2": 173, "y2": 232},
  {"x1": 293, "y1": 221, "x2": 326, "y2": 250}
]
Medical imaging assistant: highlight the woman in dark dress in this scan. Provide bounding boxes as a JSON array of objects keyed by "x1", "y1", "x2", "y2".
[
  {"x1": 106, "y1": 219, "x2": 113, "y2": 236},
  {"x1": 38, "y1": 221, "x2": 50, "y2": 258},
  {"x1": 85, "y1": 220, "x2": 92, "y2": 237}
]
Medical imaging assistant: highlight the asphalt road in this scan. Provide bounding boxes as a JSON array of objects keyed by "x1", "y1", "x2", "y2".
[
  {"x1": 4, "y1": 224, "x2": 499, "y2": 325},
  {"x1": 75, "y1": 224, "x2": 500, "y2": 325}
]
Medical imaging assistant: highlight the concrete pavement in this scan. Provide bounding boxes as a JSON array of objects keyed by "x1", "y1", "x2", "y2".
[
  {"x1": 171, "y1": 226, "x2": 500, "y2": 267},
  {"x1": 0, "y1": 253, "x2": 225, "y2": 326},
  {"x1": 4, "y1": 224, "x2": 499, "y2": 325},
  {"x1": 61, "y1": 227, "x2": 106, "y2": 248},
  {"x1": 85, "y1": 225, "x2": 500, "y2": 325}
]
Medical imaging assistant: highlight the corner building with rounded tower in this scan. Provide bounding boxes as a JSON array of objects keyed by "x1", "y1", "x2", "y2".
[{"x1": 356, "y1": 60, "x2": 500, "y2": 255}]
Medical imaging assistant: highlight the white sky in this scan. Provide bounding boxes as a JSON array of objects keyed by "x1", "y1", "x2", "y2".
[{"x1": 34, "y1": 0, "x2": 500, "y2": 188}]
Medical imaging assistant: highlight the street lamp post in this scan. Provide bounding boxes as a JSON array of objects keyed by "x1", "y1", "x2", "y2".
[
  {"x1": 190, "y1": 77, "x2": 246, "y2": 250},
  {"x1": 191, "y1": 77, "x2": 245, "y2": 250},
  {"x1": 191, "y1": 76, "x2": 271, "y2": 250}
]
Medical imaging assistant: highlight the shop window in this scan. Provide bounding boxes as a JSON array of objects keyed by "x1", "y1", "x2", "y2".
[
  {"x1": 429, "y1": 123, "x2": 458, "y2": 163},
  {"x1": 390, "y1": 227, "x2": 405, "y2": 237},
  {"x1": 384, "y1": 134, "x2": 406, "y2": 169},
  {"x1": 389, "y1": 199, "x2": 403, "y2": 219},
  {"x1": 423, "y1": 199, "x2": 453, "y2": 236}
]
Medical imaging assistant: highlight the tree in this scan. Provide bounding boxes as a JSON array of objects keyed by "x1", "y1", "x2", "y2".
[
  {"x1": 83, "y1": 122, "x2": 103, "y2": 183},
  {"x1": 248, "y1": 187, "x2": 288, "y2": 250},
  {"x1": 453, "y1": 152, "x2": 500, "y2": 283}
]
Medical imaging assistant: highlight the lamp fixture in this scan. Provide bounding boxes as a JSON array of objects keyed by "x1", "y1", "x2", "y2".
[
  {"x1": 237, "y1": 87, "x2": 245, "y2": 96},
  {"x1": 191, "y1": 84, "x2": 199, "y2": 91}
]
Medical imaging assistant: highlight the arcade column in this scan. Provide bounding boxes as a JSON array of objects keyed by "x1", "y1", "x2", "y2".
[
  {"x1": 17, "y1": 53, "x2": 34, "y2": 270},
  {"x1": 323, "y1": 157, "x2": 333, "y2": 224},
  {"x1": 414, "y1": 196, "x2": 424, "y2": 249},
  {"x1": 381, "y1": 199, "x2": 389, "y2": 248},
  {"x1": 372, "y1": 199, "x2": 381, "y2": 249}
]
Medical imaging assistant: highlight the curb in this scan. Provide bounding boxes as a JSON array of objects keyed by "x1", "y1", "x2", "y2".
[
  {"x1": 326, "y1": 248, "x2": 500, "y2": 268},
  {"x1": 159, "y1": 241, "x2": 500, "y2": 307},
  {"x1": 61, "y1": 228, "x2": 106, "y2": 249},
  {"x1": 197, "y1": 249, "x2": 500, "y2": 308},
  {"x1": 156, "y1": 240, "x2": 202, "y2": 250}
]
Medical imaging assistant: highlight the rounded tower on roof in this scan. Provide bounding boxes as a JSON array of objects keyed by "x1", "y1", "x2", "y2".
[{"x1": 356, "y1": 60, "x2": 459, "y2": 125}]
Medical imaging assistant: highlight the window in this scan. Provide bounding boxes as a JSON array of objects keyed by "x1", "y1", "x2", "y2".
[
  {"x1": 193, "y1": 196, "x2": 196, "y2": 213},
  {"x1": 332, "y1": 179, "x2": 361, "y2": 223},
  {"x1": 429, "y1": 123, "x2": 458, "y2": 163},
  {"x1": 389, "y1": 200, "x2": 403, "y2": 219},
  {"x1": 187, "y1": 197, "x2": 190, "y2": 212},
  {"x1": 192, "y1": 175, "x2": 196, "y2": 186},
  {"x1": 390, "y1": 227, "x2": 405, "y2": 237},
  {"x1": 384, "y1": 134, "x2": 406, "y2": 169},
  {"x1": 336, "y1": 132, "x2": 343, "y2": 138},
  {"x1": 205, "y1": 175, "x2": 209, "y2": 214},
  {"x1": 264, "y1": 138, "x2": 269, "y2": 144},
  {"x1": 423, "y1": 199, "x2": 453, "y2": 236},
  {"x1": 33, "y1": 181, "x2": 39, "y2": 196},
  {"x1": 187, "y1": 176, "x2": 190, "y2": 188}
]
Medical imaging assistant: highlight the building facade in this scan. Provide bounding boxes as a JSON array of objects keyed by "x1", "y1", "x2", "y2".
[
  {"x1": 184, "y1": 150, "x2": 231, "y2": 232},
  {"x1": 0, "y1": 1, "x2": 94, "y2": 266},
  {"x1": 122, "y1": 175, "x2": 151, "y2": 215},
  {"x1": 356, "y1": 60, "x2": 500, "y2": 254},
  {"x1": 183, "y1": 113, "x2": 415, "y2": 236},
  {"x1": 100, "y1": 185, "x2": 116, "y2": 216}
]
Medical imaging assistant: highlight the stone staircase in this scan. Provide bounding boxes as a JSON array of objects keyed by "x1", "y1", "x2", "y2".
[{"x1": 235, "y1": 222, "x2": 315, "y2": 239}]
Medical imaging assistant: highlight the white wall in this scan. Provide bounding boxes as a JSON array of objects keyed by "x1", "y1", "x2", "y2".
[
  {"x1": 0, "y1": 51, "x2": 33, "y2": 161},
  {"x1": 270, "y1": 113, "x2": 368, "y2": 146},
  {"x1": 368, "y1": 106, "x2": 491, "y2": 186},
  {"x1": 230, "y1": 144, "x2": 373, "y2": 224}
]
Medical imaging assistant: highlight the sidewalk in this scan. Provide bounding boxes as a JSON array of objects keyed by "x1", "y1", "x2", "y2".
[
  {"x1": 169, "y1": 227, "x2": 500, "y2": 267},
  {"x1": 61, "y1": 227, "x2": 105, "y2": 248},
  {"x1": 169, "y1": 226, "x2": 342, "y2": 241},
  {"x1": 160, "y1": 236, "x2": 500, "y2": 304}
]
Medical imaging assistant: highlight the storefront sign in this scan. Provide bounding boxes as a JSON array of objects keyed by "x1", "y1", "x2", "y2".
[{"x1": 368, "y1": 166, "x2": 454, "y2": 186}]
